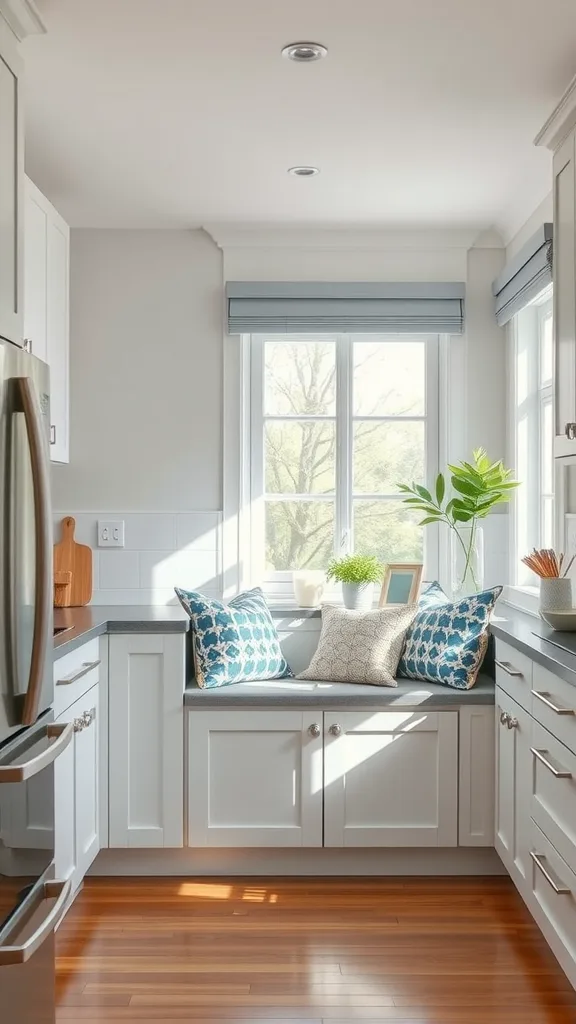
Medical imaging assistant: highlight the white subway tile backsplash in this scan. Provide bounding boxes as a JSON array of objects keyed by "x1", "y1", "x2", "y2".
[
  {"x1": 139, "y1": 549, "x2": 219, "y2": 592},
  {"x1": 99, "y1": 550, "x2": 140, "y2": 590},
  {"x1": 121, "y1": 514, "x2": 176, "y2": 551},
  {"x1": 53, "y1": 510, "x2": 223, "y2": 605},
  {"x1": 176, "y1": 512, "x2": 222, "y2": 551}
]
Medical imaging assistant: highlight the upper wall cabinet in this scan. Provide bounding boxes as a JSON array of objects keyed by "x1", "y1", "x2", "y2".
[
  {"x1": 537, "y1": 78, "x2": 576, "y2": 458},
  {"x1": 24, "y1": 178, "x2": 70, "y2": 463},
  {"x1": 0, "y1": 2, "x2": 45, "y2": 347}
]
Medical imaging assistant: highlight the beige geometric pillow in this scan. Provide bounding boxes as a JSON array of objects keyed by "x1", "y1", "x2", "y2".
[{"x1": 298, "y1": 603, "x2": 418, "y2": 687}]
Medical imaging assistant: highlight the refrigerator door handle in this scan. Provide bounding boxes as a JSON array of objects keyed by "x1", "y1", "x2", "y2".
[
  {"x1": 0, "y1": 722, "x2": 73, "y2": 783},
  {"x1": 13, "y1": 377, "x2": 51, "y2": 726},
  {"x1": 0, "y1": 880, "x2": 71, "y2": 966}
]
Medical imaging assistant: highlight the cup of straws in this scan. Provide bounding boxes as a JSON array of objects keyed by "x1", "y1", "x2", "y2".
[{"x1": 522, "y1": 548, "x2": 574, "y2": 615}]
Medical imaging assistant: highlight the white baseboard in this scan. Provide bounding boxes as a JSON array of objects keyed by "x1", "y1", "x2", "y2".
[{"x1": 90, "y1": 846, "x2": 505, "y2": 877}]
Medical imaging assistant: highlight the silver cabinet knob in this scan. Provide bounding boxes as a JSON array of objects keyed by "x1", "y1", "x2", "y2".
[
  {"x1": 73, "y1": 717, "x2": 84, "y2": 733},
  {"x1": 308, "y1": 723, "x2": 321, "y2": 738},
  {"x1": 329, "y1": 724, "x2": 342, "y2": 737},
  {"x1": 566, "y1": 423, "x2": 576, "y2": 440},
  {"x1": 507, "y1": 717, "x2": 519, "y2": 730},
  {"x1": 500, "y1": 711, "x2": 510, "y2": 726},
  {"x1": 50, "y1": 424, "x2": 56, "y2": 446},
  {"x1": 82, "y1": 708, "x2": 96, "y2": 728}
]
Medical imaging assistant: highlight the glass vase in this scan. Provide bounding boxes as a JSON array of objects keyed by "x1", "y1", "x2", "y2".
[{"x1": 451, "y1": 524, "x2": 484, "y2": 599}]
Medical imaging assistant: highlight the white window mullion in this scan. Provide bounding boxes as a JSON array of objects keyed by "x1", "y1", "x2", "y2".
[
  {"x1": 425, "y1": 336, "x2": 440, "y2": 580},
  {"x1": 336, "y1": 335, "x2": 353, "y2": 554},
  {"x1": 249, "y1": 335, "x2": 265, "y2": 588}
]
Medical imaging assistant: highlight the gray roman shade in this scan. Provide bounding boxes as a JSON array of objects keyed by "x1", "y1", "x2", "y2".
[
  {"x1": 226, "y1": 282, "x2": 466, "y2": 335},
  {"x1": 492, "y1": 224, "x2": 553, "y2": 326}
]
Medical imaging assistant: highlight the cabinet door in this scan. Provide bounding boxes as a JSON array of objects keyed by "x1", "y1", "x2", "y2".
[
  {"x1": 324, "y1": 710, "x2": 458, "y2": 848},
  {"x1": 0, "y1": 27, "x2": 23, "y2": 345},
  {"x1": 23, "y1": 182, "x2": 48, "y2": 362},
  {"x1": 553, "y1": 129, "x2": 576, "y2": 457},
  {"x1": 458, "y1": 705, "x2": 495, "y2": 846},
  {"x1": 495, "y1": 687, "x2": 533, "y2": 888},
  {"x1": 72, "y1": 684, "x2": 100, "y2": 887},
  {"x1": 188, "y1": 710, "x2": 323, "y2": 847},
  {"x1": 109, "y1": 634, "x2": 185, "y2": 848},
  {"x1": 46, "y1": 212, "x2": 69, "y2": 463},
  {"x1": 54, "y1": 707, "x2": 75, "y2": 883}
]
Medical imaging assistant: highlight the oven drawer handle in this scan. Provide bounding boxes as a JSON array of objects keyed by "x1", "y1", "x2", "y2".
[
  {"x1": 531, "y1": 852, "x2": 571, "y2": 895},
  {"x1": 495, "y1": 660, "x2": 523, "y2": 677},
  {"x1": 0, "y1": 723, "x2": 73, "y2": 783},
  {"x1": 56, "y1": 659, "x2": 101, "y2": 686},
  {"x1": 531, "y1": 747, "x2": 572, "y2": 778},
  {"x1": 532, "y1": 690, "x2": 575, "y2": 716},
  {"x1": 0, "y1": 880, "x2": 71, "y2": 966}
]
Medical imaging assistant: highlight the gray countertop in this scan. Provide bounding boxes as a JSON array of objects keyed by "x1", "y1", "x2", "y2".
[
  {"x1": 53, "y1": 605, "x2": 189, "y2": 660},
  {"x1": 184, "y1": 673, "x2": 495, "y2": 707},
  {"x1": 490, "y1": 603, "x2": 576, "y2": 689}
]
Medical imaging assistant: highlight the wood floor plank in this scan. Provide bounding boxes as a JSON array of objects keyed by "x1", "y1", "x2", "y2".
[{"x1": 56, "y1": 876, "x2": 576, "y2": 1023}]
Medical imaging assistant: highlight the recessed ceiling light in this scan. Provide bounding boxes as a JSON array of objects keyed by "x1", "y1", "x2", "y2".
[
  {"x1": 288, "y1": 166, "x2": 320, "y2": 177},
  {"x1": 282, "y1": 42, "x2": 327, "y2": 63}
]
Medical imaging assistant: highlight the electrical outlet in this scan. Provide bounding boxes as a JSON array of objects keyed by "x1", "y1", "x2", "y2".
[{"x1": 98, "y1": 520, "x2": 125, "y2": 547}]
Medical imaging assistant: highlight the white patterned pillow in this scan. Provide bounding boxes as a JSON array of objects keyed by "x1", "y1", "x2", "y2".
[{"x1": 298, "y1": 604, "x2": 418, "y2": 687}]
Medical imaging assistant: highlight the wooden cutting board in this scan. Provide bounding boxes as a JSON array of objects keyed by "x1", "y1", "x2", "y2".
[{"x1": 54, "y1": 516, "x2": 93, "y2": 606}]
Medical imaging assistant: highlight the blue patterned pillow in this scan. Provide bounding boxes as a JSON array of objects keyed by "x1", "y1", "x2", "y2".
[
  {"x1": 398, "y1": 586, "x2": 502, "y2": 689},
  {"x1": 417, "y1": 581, "x2": 451, "y2": 610},
  {"x1": 175, "y1": 587, "x2": 292, "y2": 688}
]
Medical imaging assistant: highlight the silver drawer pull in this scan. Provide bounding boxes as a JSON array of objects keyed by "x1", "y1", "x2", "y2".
[
  {"x1": 507, "y1": 716, "x2": 519, "y2": 730},
  {"x1": 56, "y1": 659, "x2": 101, "y2": 686},
  {"x1": 531, "y1": 852, "x2": 571, "y2": 894},
  {"x1": 532, "y1": 690, "x2": 575, "y2": 716},
  {"x1": 73, "y1": 717, "x2": 84, "y2": 733},
  {"x1": 499, "y1": 711, "x2": 509, "y2": 726},
  {"x1": 531, "y1": 748, "x2": 572, "y2": 778},
  {"x1": 82, "y1": 707, "x2": 96, "y2": 728},
  {"x1": 495, "y1": 660, "x2": 523, "y2": 677}
]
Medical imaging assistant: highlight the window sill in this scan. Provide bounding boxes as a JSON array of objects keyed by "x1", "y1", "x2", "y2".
[{"x1": 500, "y1": 585, "x2": 539, "y2": 619}]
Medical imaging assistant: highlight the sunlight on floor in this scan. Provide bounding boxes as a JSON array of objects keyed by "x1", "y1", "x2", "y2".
[{"x1": 177, "y1": 882, "x2": 279, "y2": 903}]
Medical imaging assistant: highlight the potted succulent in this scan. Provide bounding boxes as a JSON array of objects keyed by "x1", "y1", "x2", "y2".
[{"x1": 326, "y1": 553, "x2": 383, "y2": 610}]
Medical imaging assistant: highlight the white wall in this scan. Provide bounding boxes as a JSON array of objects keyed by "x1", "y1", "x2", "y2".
[{"x1": 52, "y1": 228, "x2": 223, "y2": 512}]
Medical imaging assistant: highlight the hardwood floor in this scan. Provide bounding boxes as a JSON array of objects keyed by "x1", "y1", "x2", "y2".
[{"x1": 56, "y1": 876, "x2": 576, "y2": 1022}]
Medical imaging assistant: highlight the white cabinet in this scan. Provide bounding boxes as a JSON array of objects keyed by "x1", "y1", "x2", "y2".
[
  {"x1": 24, "y1": 177, "x2": 70, "y2": 463},
  {"x1": 188, "y1": 710, "x2": 323, "y2": 848},
  {"x1": 323, "y1": 710, "x2": 458, "y2": 848},
  {"x1": 495, "y1": 686, "x2": 533, "y2": 891},
  {"x1": 0, "y1": 20, "x2": 24, "y2": 345},
  {"x1": 54, "y1": 683, "x2": 100, "y2": 891},
  {"x1": 458, "y1": 705, "x2": 495, "y2": 847},
  {"x1": 109, "y1": 634, "x2": 185, "y2": 848},
  {"x1": 187, "y1": 707, "x2": 461, "y2": 850}
]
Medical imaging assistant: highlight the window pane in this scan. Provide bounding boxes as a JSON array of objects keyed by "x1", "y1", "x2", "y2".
[
  {"x1": 542, "y1": 399, "x2": 553, "y2": 495},
  {"x1": 265, "y1": 421, "x2": 335, "y2": 494},
  {"x1": 264, "y1": 340, "x2": 336, "y2": 415},
  {"x1": 353, "y1": 500, "x2": 424, "y2": 564},
  {"x1": 541, "y1": 312, "x2": 553, "y2": 385},
  {"x1": 542, "y1": 496, "x2": 554, "y2": 549},
  {"x1": 353, "y1": 341, "x2": 425, "y2": 416},
  {"x1": 265, "y1": 500, "x2": 334, "y2": 571},
  {"x1": 353, "y1": 421, "x2": 425, "y2": 494}
]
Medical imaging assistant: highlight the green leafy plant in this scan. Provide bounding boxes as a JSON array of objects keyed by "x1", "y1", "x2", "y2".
[
  {"x1": 398, "y1": 448, "x2": 520, "y2": 590},
  {"x1": 326, "y1": 553, "x2": 383, "y2": 585}
]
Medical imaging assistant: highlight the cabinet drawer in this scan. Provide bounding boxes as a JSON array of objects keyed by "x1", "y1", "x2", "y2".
[
  {"x1": 53, "y1": 639, "x2": 100, "y2": 716},
  {"x1": 532, "y1": 663, "x2": 576, "y2": 755},
  {"x1": 530, "y1": 821, "x2": 576, "y2": 975},
  {"x1": 532, "y1": 721, "x2": 576, "y2": 875},
  {"x1": 494, "y1": 640, "x2": 533, "y2": 710}
]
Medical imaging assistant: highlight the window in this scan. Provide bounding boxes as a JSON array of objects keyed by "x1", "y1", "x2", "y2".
[
  {"x1": 512, "y1": 287, "x2": 553, "y2": 587},
  {"x1": 249, "y1": 334, "x2": 439, "y2": 595}
]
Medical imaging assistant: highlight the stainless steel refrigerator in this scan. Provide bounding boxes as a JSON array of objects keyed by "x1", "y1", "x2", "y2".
[{"x1": 0, "y1": 337, "x2": 72, "y2": 1023}]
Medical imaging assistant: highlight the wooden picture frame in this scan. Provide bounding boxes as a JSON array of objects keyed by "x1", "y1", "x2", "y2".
[{"x1": 379, "y1": 563, "x2": 423, "y2": 606}]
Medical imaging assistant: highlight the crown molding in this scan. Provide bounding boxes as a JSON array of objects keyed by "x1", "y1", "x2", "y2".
[
  {"x1": 204, "y1": 224, "x2": 498, "y2": 252},
  {"x1": 0, "y1": 0, "x2": 45, "y2": 40},
  {"x1": 535, "y1": 73, "x2": 576, "y2": 150}
]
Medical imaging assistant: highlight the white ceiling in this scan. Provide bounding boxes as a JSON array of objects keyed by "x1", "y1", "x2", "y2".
[{"x1": 22, "y1": 0, "x2": 576, "y2": 237}]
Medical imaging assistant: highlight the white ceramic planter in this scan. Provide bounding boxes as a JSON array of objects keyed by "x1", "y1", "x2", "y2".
[
  {"x1": 539, "y1": 577, "x2": 573, "y2": 615},
  {"x1": 342, "y1": 582, "x2": 374, "y2": 610}
]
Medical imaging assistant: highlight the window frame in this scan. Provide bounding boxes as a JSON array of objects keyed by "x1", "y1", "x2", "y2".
[
  {"x1": 506, "y1": 287, "x2": 553, "y2": 607},
  {"x1": 247, "y1": 333, "x2": 440, "y2": 599}
]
